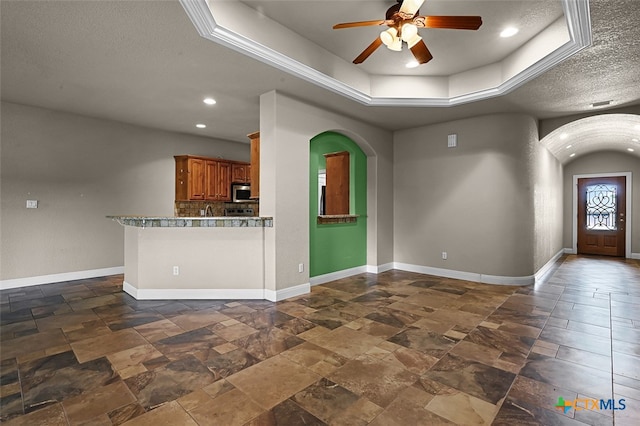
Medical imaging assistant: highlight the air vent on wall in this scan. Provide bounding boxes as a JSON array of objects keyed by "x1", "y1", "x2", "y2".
[{"x1": 448, "y1": 134, "x2": 458, "y2": 148}]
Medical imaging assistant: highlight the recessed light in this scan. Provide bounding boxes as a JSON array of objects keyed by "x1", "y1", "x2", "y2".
[
  {"x1": 196, "y1": 124, "x2": 206, "y2": 128},
  {"x1": 203, "y1": 98, "x2": 216, "y2": 105},
  {"x1": 590, "y1": 100, "x2": 612, "y2": 107},
  {"x1": 565, "y1": 144, "x2": 572, "y2": 149},
  {"x1": 632, "y1": 138, "x2": 639, "y2": 142},
  {"x1": 500, "y1": 27, "x2": 519, "y2": 38},
  {"x1": 405, "y1": 60, "x2": 419, "y2": 69},
  {"x1": 628, "y1": 148, "x2": 635, "y2": 152},
  {"x1": 635, "y1": 124, "x2": 640, "y2": 130},
  {"x1": 569, "y1": 153, "x2": 576, "y2": 157},
  {"x1": 560, "y1": 133, "x2": 568, "y2": 140}
]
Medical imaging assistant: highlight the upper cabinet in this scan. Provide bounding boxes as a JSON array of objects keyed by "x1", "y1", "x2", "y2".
[
  {"x1": 324, "y1": 151, "x2": 350, "y2": 215},
  {"x1": 231, "y1": 163, "x2": 251, "y2": 184},
  {"x1": 206, "y1": 159, "x2": 232, "y2": 201},
  {"x1": 175, "y1": 155, "x2": 247, "y2": 202},
  {"x1": 248, "y1": 131, "x2": 260, "y2": 199}
]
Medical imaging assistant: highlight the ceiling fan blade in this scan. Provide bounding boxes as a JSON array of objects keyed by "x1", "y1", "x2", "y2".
[
  {"x1": 409, "y1": 39, "x2": 433, "y2": 64},
  {"x1": 333, "y1": 20, "x2": 392, "y2": 29},
  {"x1": 399, "y1": 0, "x2": 425, "y2": 17},
  {"x1": 353, "y1": 37, "x2": 383, "y2": 64},
  {"x1": 414, "y1": 16, "x2": 483, "y2": 30}
]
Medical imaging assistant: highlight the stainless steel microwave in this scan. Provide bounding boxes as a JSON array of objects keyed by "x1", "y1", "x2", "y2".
[{"x1": 232, "y1": 184, "x2": 253, "y2": 203}]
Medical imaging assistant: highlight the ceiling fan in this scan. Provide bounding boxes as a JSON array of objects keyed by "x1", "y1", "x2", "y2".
[{"x1": 333, "y1": 0, "x2": 482, "y2": 65}]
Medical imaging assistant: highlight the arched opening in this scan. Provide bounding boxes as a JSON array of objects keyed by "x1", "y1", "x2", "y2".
[
  {"x1": 309, "y1": 131, "x2": 367, "y2": 278},
  {"x1": 540, "y1": 113, "x2": 639, "y2": 259}
]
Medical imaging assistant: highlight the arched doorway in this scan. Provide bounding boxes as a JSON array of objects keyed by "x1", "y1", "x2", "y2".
[{"x1": 309, "y1": 132, "x2": 367, "y2": 278}]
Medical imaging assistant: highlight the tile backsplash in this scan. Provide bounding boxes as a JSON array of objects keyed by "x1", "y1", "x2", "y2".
[{"x1": 174, "y1": 201, "x2": 259, "y2": 217}]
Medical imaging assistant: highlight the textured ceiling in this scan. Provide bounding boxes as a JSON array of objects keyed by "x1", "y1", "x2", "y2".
[{"x1": 1, "y1": 0, "x2": 639, "y2": 163}]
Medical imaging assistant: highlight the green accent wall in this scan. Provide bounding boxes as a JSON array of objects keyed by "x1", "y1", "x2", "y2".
[{"x1": 310, "y1": 132, "x2": 367, "y2": 277}]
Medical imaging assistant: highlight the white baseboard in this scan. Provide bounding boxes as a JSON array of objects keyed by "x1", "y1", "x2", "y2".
[
  {"x1": 631, "y1": 253, "x2": 640, "y2": 260},
  {"x1": 123, "y1": 281, "x2": 310, "y2": 302},
  {"x1": 123, "y1": 282, "x2": 265, "y2": 300},
  {"x1": 0, "y1": 267, "x2": 124, "y2": 291},
  {"x1": 564, "y1": 248, "x2": 576, "y2": 254},
  {"x1": 534, "y1": 249, "x2": 565, "y2": 282},
  {"x1": 310, "y1": 263, "x2": 394, "y2": 286},
  {"x1": 310, "y1": 266, "x2": 368, "y2": 286},
  {"x1": 264, "y1": 282, "x2": 310, "y2": 302},
  {"x1": 366, "y1": 263, "x2": 394, "y2": 274},
  {"x1": 392, "y1": 262, "x2": 534, "y2": 286}
]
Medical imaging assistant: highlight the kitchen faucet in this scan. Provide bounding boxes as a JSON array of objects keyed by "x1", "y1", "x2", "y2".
[{"x1": 205, "y1": 204, "x2": 214, "y2": 217}]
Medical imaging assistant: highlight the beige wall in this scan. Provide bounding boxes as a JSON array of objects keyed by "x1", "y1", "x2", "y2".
[
  {"x1": 259, "y1": 91, "x2": 394, "y2": 291},
  {"x1": 530, "y1": 132, "x2": 565, "y2": 271},
  {"x1": 562, "y1": 151, "x2": 640, "y2": 255},
  {"x1": 0, "y1": 102, "x2": 250, "y2": 281},
  {"x1": 125, "y1": 227, "x2": 264, "y2": 293},
  {"x1": 394, "y1": 113, "x2": 561, "y2": 279},
  {"x1": 6, "y1": 98, "x2": 631, "y2": 291}
]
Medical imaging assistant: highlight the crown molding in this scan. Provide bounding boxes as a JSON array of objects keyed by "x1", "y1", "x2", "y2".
[{"x1": 180, "y1": 0, "x2": 591, "y2": 107}]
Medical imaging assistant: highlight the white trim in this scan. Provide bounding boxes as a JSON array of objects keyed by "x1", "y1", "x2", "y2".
[
  {"x1": 179, "y1": 0, "x2": 591, "y2": 107},
  {"x1": 309, "y1": 264, "x2": 393, "y2": 286},
  {"x1": 264, "y1": 282, "x2": 310, "y2": 302},
  {"x1": 631, "y1": 253, "x2": 640, "y2": 260},
  {"x1": 123, "y1": 282, "x2": 265, "y2": 300},
  {"x1": 0, "y1": 267, "x2": 124, "y2": 291},
  {"x1": 392, "y1": 262, "x2": 534, "y2": 286},
  {"x1": 534, "y1": 249, "x2": 565, "y2": 282},
  {"x1": 122, "y1": 281, "x2": 139, "y2": 299},
  {"x1": 564, "y1": 247, "x2": 577, "y2": 254},
  {"x1": 123, "y1": 281, "x2": 310, "y2": 302},
  {"x1": 310, "y1": 266, "x2": 369, "y2": 286},
  {"x1": 366, "y1": 263, "x2": 394, "y2": 274},
  {"x1": 572, "y1": 172, "x2": 633, "y2": 258}
]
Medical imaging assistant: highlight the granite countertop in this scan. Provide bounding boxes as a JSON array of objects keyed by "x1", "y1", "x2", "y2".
[{"x1": 107, "y1": 216, "x2": 273, "y2": 228}]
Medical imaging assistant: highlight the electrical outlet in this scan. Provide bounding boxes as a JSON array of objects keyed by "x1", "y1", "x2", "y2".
[
  {"x1": 173, "y1": 266, "x2": 179, "y2": 275},
  {"x1": 26, "y1": 200, "x2": 38, "y2": 209},
  {"x1": 298, "y1": 263, "x2": 304, "y2": 273},
  {"x1": 442, "y1": 252, "x2": 448, "y2": 260}
]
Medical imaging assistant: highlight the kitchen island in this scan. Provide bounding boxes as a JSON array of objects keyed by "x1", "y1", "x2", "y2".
[{"x1": 108, "y1": 216, "x2": 275, "y2": 301}]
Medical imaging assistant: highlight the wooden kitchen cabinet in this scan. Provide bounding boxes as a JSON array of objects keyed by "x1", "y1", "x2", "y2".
[
  {"x1": 248, "y1": 131, "x2": 260, "y2": 199},
  {"x1": 175, "y1": 155, "x2": 232, "y2": 201},
  {"x1": 324, "y1": 151, "x2": 350, "y2": 215},
  {"x1": 206, "y1": 159, "x2": 232, "y2": 201},
  {"x1": 231, "y1": 163, "x2": 251, "y2": 184}
]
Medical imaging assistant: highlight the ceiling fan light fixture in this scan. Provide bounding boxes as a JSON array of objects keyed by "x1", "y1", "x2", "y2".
[
  {"x1": 406, "y1": 60, "x2": 420, "y2": 69},
  {"x1": 380, "y1": 28, "x2": 396, "y2": 45},
  {"x1": 400, "y1": 23, "x2": 419, "y2": 42},
  {"x1": 388, "y1": 38, "x2": 402, "y2": 51}
]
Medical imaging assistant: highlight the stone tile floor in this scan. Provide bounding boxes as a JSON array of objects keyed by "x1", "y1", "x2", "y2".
[{"x1": 1, "y1": 255, "x2": 639, "y2": 425}]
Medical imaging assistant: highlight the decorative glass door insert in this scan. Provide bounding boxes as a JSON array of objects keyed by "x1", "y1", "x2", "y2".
[{"x1": 585, "y1": 183, "x2": 617, "y2": 231}]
